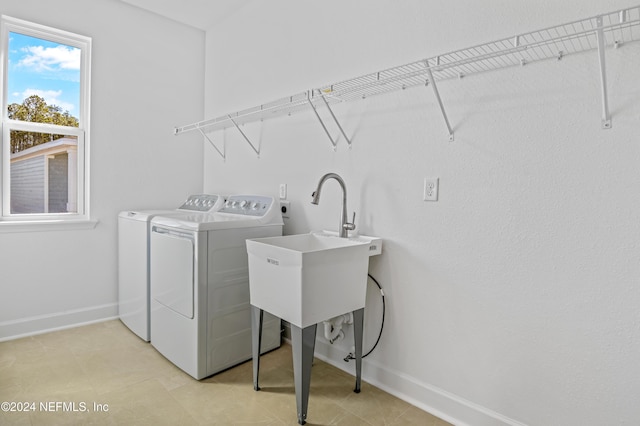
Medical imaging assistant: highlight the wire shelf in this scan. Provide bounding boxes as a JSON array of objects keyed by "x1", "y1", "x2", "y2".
[
  {"x1": 316, "y1": 7, "x2": 639, "y2": 102},
  {"x1": 174, "y1": 6, "x2": 640, "y2": 138}
]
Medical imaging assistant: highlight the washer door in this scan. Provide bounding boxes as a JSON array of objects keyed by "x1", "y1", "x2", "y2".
[{"x1": 150, "y1": 226, "x2": 194, "y2": 319}]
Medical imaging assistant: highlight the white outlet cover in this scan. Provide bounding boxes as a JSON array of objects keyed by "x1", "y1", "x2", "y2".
[{"x1": 423, "y1": 178, "x2": 439, "y2": 201}]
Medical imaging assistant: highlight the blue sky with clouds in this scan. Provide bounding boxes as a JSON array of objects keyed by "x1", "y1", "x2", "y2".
[{"x1": 8, "y1": 31, "x2": 80, "y2": 116}]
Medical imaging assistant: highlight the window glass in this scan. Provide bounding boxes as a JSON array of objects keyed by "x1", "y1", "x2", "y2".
[
  {"x1": 7, "y1": 32, "x2": 81, "y2": 126},
  {"x1": 1, "y1": 16, "x2": 90, "y2": 224},
  {"x1": 8, "y1": 131, "x2": 79, "y2": 214}
]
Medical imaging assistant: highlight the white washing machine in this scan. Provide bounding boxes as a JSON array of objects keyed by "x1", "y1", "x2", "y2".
[
  {"x1": 149, "y1": 195, "x2": 283, "y2": 379},
  {"x1": 118, "y1": 194, "x2": 225, "y2": 341}
]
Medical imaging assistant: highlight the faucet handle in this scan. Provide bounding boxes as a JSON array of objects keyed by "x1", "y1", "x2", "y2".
[{"x1": 343, "y1": 212, "x2": 356, "y2": 231}]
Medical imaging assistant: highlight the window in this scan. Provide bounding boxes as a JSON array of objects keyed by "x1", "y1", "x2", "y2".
[{"x1": 0, "y1": 16, "x2": 91, "y2": 227}]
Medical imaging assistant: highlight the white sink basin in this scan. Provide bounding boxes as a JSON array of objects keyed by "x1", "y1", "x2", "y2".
[{"x1": 246, "y1": 232, "x2": 381, "y2": 328}]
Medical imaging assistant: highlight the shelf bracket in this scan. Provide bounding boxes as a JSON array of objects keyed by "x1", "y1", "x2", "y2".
[
  {"x1": 196, "y1": 127, "x2": 226, "y2": 161},
  {"x1": 425, "y1": 61, "x2": 455, "y2": 141},
  {"x1": 228, "y1": 115, "x2": 261, "y2": 157},
  {"x1": 319, "y1": 93, "x2": 352, "y2": 148},
  {"x1": 307, "y1": 91, "x2": 351, "y2": 150},
  {"x1": 595, "y1": 16, "x2": 612, "y2": 129}
]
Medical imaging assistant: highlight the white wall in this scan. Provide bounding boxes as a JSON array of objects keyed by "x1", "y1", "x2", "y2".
[
  {"x1": 203, "y1": 1, "x2": 640, "y2": 425},
  {"x1": 0, "y1": 0, "x2": 204, "y2": 339}
]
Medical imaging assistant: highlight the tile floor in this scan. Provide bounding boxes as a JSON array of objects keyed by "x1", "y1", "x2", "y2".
[{"x1": 0, "y1": 320, "x2": 451, "y2": 425}]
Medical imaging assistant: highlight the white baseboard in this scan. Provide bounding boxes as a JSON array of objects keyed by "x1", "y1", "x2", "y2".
[
  {"x1": 313, "y1": 338, "x2": 527, "y2": 426},
  {"x1": 0, "y1": 303, "x2": 118, "y2": 342}
]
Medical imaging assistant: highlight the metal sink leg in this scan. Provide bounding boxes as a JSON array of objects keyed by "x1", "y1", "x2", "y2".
[
  {"x1": 251, "y1": 306, "x2": 361, "y2": 425},
  {"x1": 291, "y1": 323, "x2": 317, "y2": 425},
  {"x1": 353, "y1": 308, "x2": 364, "y2": 393},
  {"x1": 250, "y1": 305, "x2": 263, "y2": 391}
]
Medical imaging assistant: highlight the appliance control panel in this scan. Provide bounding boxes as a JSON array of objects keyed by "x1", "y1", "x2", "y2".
[
  {"x1": 178, "y1": 194, "x2": 221, "y2": 212},
  {"x1": 219, "y1": 195, "x2": 273, "y2": 216}
]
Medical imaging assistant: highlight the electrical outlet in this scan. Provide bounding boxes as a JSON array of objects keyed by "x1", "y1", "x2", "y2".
[
  {"x1": 279, "y1": 183, "x2": 287, "y2": 200},
  {"x1": 423, "y1": 178, "x2": 439, "y2": 201}
]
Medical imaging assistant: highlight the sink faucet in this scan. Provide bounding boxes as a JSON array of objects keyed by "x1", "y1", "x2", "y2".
[{"x1": 311, "y1": 172, "x2": 355, "y2": 238}]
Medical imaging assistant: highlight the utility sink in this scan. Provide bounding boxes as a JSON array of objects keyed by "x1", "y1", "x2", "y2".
[{"x1": 246, "y1": 232, "x2": 382, "y2": 329}]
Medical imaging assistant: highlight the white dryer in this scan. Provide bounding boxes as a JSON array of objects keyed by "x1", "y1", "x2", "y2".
[
  {"x1": 118, "y1": 194, "x2": 225, "y2": 341},
  {"x1": 149, "y1": 195, "x2": 283, "y2": 379}
]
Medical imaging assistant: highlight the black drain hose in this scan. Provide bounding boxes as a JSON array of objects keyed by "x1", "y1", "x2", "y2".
[{"x1": 344, "y1": 273, "x2": 385, "y2": 362}]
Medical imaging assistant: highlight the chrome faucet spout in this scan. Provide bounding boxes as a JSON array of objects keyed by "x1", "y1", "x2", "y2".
[
  {"x1": 310, "y1": 173, "x2": 355, "y2": 238},
  {"x1": 311, "y1": 190, "x2": 320, "y2": 205}
]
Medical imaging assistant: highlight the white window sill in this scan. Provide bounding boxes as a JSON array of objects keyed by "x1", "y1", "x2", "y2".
[{"x1": 0, "y1": 219, "x2": 98, "y2": 233}]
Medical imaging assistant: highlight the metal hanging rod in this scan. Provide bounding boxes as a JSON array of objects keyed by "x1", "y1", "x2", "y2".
[{"x1": 175, "y1": 5, "x2": 640, "y2": 152}]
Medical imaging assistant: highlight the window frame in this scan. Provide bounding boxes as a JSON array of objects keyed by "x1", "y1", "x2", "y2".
[{"x1": 0, "y1": 15, "x2": 93, "y2": 230}]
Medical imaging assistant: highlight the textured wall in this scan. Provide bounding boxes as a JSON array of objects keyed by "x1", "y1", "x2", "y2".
[
  {"x1": 0, "y1": 0, "x2": 205, "y2": 339},
  {"x1": 203, "y1": 1, "x2": 640, "y2": 424}
]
